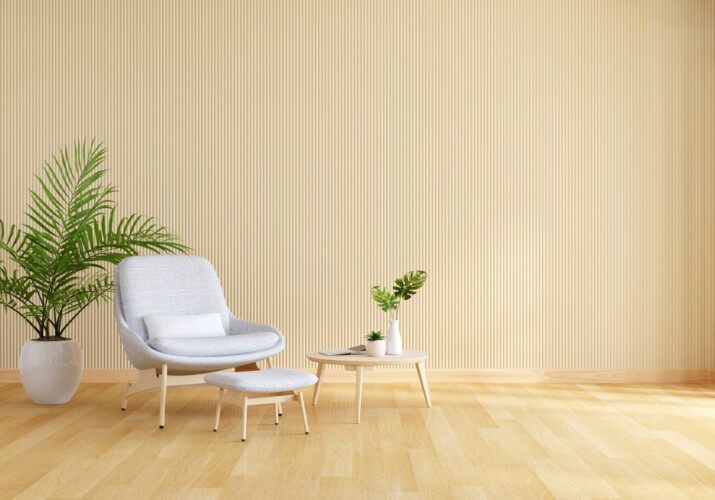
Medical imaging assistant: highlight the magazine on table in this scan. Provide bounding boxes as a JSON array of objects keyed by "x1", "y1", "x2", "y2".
[{"x1": 319, "y1": 345, "x2": 366, "y2": 356}]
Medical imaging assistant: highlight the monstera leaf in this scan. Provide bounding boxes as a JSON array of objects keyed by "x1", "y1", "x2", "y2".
[
  {"x1": 393, "y1": 270, "x2": 428, "y2": 301},
  {"x1": 370, "y1": 286, "x2": 399, "y2": 312},
  {"x1": 371, "y1": 270, "x2": 428, "y2": 320}
]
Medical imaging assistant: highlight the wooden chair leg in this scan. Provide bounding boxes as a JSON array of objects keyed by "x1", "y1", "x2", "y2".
[
  {"x1": 298, "y1": 392, "x2": 309, "y2": 435},
  {"x1": 214, "y1": 388, "x2": 225, "y2": 432},
  {"x1": 242, "y1": 396, "x2": 248, "y2": 442},
  {"x1": 121, "y1": 382, "x2": 131, "y2": 410},
  {"x1": 159, "y1": 364, "x2": 168, "y2": 429},
  {"x1": 274, "y1": 402, "x2": 279, "y2": 425}
]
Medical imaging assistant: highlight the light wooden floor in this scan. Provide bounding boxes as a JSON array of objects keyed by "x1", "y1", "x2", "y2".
[{"x1": 1, "y1": 381, "x2": 714, "y2": 499}]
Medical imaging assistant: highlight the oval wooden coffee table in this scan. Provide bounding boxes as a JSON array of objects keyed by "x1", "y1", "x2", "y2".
[{"x1": 306, "y1": 350, "x2": 431, "y2": 423}]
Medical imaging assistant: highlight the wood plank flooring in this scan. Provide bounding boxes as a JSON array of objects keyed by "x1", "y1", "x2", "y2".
[{"x1": 0, "y1": 381, "x2": 714, "y2": 499}]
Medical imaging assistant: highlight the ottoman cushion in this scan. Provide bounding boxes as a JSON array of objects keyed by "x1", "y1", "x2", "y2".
[{"x1": 205, "y1": 368, "x2": 318, "y2": 393}]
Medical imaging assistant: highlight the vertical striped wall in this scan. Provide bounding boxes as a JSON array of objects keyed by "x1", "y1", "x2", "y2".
[{"x1": 1, "y1": 0, "x2": 714, "y2": 371}]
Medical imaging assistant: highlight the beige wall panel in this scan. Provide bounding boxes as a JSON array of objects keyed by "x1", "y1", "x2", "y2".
[{"x1": 1, "y1": 0, "x2": 714, "y2": 371}]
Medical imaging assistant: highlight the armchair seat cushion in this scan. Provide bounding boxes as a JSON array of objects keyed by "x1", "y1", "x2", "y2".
[{"x1": 146, "y1": 332, "x2": 281, "y2": 357}]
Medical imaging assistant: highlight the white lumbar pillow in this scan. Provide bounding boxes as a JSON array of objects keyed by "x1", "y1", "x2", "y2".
[{"x1": 144, "y1": 313, "x2": 226, "y2": 340}]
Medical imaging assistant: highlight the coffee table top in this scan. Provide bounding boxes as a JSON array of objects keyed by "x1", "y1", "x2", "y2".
[{"x1": 306, "y1": 349, "x2": 428, "y2": 367}]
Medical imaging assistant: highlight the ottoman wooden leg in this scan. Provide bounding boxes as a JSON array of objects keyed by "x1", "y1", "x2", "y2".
[
  {"x1": 275, "y1": 401, "x2": 279, "y2": 425},
  {"x1": 213, "y1": 388, "x2": 225, "y2": 432},
  {"x1": 298, "y1": 392, "x2": 309, "y2": 435},
  {"x1": 242, "y1": 395, "x2": 248, "y2": 442}
]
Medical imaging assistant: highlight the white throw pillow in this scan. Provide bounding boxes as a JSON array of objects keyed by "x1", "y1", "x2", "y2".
[{"x1": 144, "y1": 313, "x2": 226, "y2": 340}]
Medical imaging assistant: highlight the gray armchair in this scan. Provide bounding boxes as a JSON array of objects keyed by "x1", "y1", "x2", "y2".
[{"x1": 114, "y1": 255, "x2": 285, "y2": 428}]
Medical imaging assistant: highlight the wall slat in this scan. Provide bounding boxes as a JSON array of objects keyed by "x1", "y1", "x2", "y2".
[{"x1": 1, "y1": 0, "x2": 714, "y2": 371}]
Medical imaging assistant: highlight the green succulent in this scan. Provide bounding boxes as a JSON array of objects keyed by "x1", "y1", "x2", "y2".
[{"x1": 366, "y1": 330, "x2": 385, "y2": 341}]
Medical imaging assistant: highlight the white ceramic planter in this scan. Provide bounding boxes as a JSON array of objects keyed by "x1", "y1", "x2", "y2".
[
  {"x1": 19, "y1": 338, "x2": 83, "y2": 404},
  {"x1": 386, "y1": 319, "x2": 402, "y2": 355},
  {"x1": 366, "y1": 339, "x2": 386, "y2": 357}
]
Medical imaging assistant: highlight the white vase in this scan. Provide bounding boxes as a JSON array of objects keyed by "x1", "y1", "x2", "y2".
[
  {"x1": 19, "y1": 338, "x2": 83, "y2": 405},
  {"x1": 386, "y1": 319, "x2": 402, "y2": 355},
  {"x1": 366, "y1": 339, "x2": 386, "y2": 357}
]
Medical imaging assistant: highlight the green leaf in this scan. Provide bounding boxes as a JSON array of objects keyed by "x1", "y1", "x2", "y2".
[
  {"x1": 0, "y1": 138, "x2": 191, "y2": 338},
  {"x1": 370, "y1": 286, "x2": 399, "y2": 312},
  {"x1": 393, "y1": 270, "x2": 428, "y2": 301},
  {"x1": 366, "y1": 330, "x2": 385, "y2": 341}
]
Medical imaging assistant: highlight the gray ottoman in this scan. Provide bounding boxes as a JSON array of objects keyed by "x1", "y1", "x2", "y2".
[{"x1": 205, "y1": 368, "x2": 318, "y2": 441}]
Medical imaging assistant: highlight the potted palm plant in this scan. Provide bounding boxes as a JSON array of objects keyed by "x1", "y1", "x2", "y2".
[
  {"x1": 371, "y1": 270, "x2": 428, "y2": 354},
  {"x1": 0, "y1": 140, "x2": 188, "y2": 404}
]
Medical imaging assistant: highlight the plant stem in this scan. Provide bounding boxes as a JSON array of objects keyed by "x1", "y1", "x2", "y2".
[
  {"x1": 58, "y1": 298, "x2": 96, "y2": 336},
  {"x1": 1, "y1": 302, "x2": 42, "y2": 335}
]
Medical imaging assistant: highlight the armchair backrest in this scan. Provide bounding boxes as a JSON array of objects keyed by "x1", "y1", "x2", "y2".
[{"x1": 114, "y1": 255, "x2": 230, "y2": 341}]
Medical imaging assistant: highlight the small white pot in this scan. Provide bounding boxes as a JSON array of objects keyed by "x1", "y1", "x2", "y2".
[
  {"x1": 366, "y1": 340, "x2": 386, "y2": 357},
  {"x1": 19, "y1": 338, "x2": 83, "y2": 405}
]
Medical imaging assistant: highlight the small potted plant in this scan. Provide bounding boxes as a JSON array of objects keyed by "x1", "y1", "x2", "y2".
[{"x1": 365, "y1": 330, "x2": 386, "y2": 357}]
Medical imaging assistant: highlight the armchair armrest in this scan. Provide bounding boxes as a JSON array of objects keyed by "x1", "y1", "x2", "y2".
[
  {"x1": 228, "y1": 314, "x2": 282, "y2": 337},
  {"x1": 114, "y1": 301, "x2": 162, "y2": 370}
]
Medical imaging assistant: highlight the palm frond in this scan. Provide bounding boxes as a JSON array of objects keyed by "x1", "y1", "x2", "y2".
[{"x1": 0, "y1": 139, "x2": 190, "y2": 338}]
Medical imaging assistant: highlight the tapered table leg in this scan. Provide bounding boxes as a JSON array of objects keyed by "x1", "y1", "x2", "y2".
[
  {"x1": 416, "y1": 361, "x2": 431, "y2": 408},
  {"x1": 313, "y1": 362, "x2": 325, "y2": 405},
  {"x1": 355, "y1": 365, "x2": 364, "y2": 423}
]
